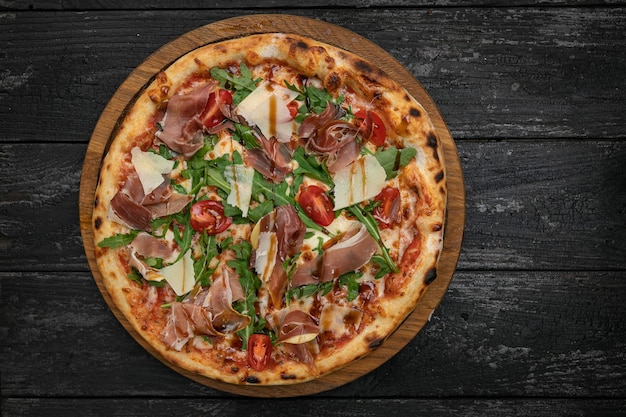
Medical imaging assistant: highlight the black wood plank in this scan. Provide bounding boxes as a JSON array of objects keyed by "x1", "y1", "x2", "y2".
[
  {"x1": 2, "y1": 398, "x2": 626, "y2": 417},
  {"x1": 2, "y1": 270, "x2": 625, "y2": 398},
  {"x1": 1, "y1": 8, "x2": 625, "y2": 142},
  {"x1": 1, "y1": 140, "x2": 625, "y2": 272},
  {"x1": 3, "y1": 1, "x2": 626, "y2": 11}
]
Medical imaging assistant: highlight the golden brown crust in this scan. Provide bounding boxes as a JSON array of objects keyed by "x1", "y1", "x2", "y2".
[{"x1": 93, "y1": 33, "x2": 446, "y2": 386}]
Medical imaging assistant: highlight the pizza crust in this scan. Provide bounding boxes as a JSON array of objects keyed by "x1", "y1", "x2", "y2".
[{"x1": 93, "y1": 33, "x2": 446, "y2": 385}]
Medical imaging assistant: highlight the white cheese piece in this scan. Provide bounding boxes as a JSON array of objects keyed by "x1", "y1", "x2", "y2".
[
  {"x1": 319, "y1": 304, "x2": 363, "y2": 337},
  {"x1": 326, "y1": 214, "x2": 358, "y2": 236},
  {"x1": 158, "y1": 250, "x2": 195, "y2": 296},
  {"x1": 254, "y1": 231, "x2": 277, "y2": 283},
  {"x1": 223, "y1": 164, "x2": 255, "y2": 217},
  {"x1": 332, "y1": 154, "x2": 387, "y2": 210},
  {"x1": 130, "y1": 146, "x2": 175, "y2": 195},
  {"x1": 236, "y1": 81, "x2": 298, "y2": 142},
  {"x1": 281, "y1": 332, "x2": 319, "y2": 345}
]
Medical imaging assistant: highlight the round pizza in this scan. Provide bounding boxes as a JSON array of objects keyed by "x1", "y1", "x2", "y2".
[{"x1": 92, "y1": 33, "x2": 446, "y2": 385}]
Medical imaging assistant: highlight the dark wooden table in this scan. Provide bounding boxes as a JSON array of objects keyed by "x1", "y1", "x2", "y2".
[{"x1": 2, "y1": 1, "x2": 625, "y2": 415}]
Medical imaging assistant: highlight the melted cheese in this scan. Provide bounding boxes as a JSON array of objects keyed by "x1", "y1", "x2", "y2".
[
  {"x1": 158, "y1": 250, "x2": 195, "y2": 296},
  {"x1": 236, "y1": 81, "x2": 298, "y2": 142},
  {"x1": 332, "y1": 154, "x2": 387, "y2": 210},
  {"x1": 254, "y1": 232, "x2": 277, "y2": 283},
  {"x1": 319, "y1": 304, "x2": 363, "y2": 337},
  {"x1": 224, "y1": 164, "x2": 255, "y2": 217},
  {"x1": 130, "y1": 146, "x2": 175, "y2": 195}
]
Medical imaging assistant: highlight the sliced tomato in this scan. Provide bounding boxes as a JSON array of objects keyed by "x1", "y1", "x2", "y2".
[
  {"x1": 355, "y1": 109, "x2": 387, "y2": 146},
  {"x1": 189, "y1": 200, "x2": 232, "y2": 234},
  {"x1": 248, "y1": 334, "x2": 272, "y2": 372},
  {"x1": 287, "y1": 100, "x2": 299, "y2": 119},
  {"x1": 298, "y1": 185, "x2": 335, "y2": 227},
  {"x1": 200, "y1": 88, "x2": 233, "y2": 129},
  {"x1": 373, "y1": 187, "x2": 401, "y2": 229}
]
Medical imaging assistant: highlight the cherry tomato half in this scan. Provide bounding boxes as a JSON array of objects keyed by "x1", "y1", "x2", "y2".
[
  {"x1": 355, "y1": 109, "x2": 387, "y2": 147},
  {"x1": 287, "y1": 100, "x2": 299, "y2": 119},
  {"x1": 373, "y1": 187, "x2": 401, "y2": 229},
  {"x1": 248, "y1": 334, "x2": 272, "y2": 372},
  {"x1": 200, "y1": 89, "x2": 233, "y2": 129},
  {"x1": 189, "y1": 200, "x2": 232, "y2": 235},
  {"x1": 298, "y1": 185, "x2": 335, "y2": 227}
]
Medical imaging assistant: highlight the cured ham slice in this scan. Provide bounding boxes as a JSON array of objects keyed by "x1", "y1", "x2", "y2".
[
  {"x1": 298, "y1": 104, "x2": 361, "y2": 173},
  {"x1": 319, "y1": 224, "x2": 377, "y2": 282},
  {"x1": 156, "y1": 83, "x2": 215, "y2": 158},
  {"x1": 205, "y1": 269, "x2": 250, "y2": 333},
  {"x1": 252, "y1": 205, "x2": 306, "y2": 307},
  {"x1": 290, "y1": 224, "x2": 378, "y2": 287},
  {"x1": 161, "y1": 268, "x2": 251, "y2": 351},
  {"x1": 109, "y1": 172, "x2": 192, "y2": 231}
]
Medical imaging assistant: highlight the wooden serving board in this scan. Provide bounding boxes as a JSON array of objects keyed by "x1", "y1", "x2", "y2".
[{"x1": 78, "y1": 14, "x2": 465, "y2": 397}]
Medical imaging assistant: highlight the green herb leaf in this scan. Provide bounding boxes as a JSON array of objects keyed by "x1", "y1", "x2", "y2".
[
  {"x1": 227, "y1": 241, "x2": 263, "y2": 350},
  {"x1": 194, "y1": 233, "x2": 219, "y2": 287},
  {"x1": 97, "y1": 230, "x2": 139, "y2": 248},
  {"x1": 374, "y1": 146, "x2": 417, "y2": 180},
  {"x1": 210, "y1": 63, "x2": 261, "y2": 105},
  {"x1": 231, "y1": 123, "x2": 260, "y2": 149},
  {"x1": 370, "y1": 255, "x2": 392, "y2": 279},
  {"x1": 338, "y1": 271, "x2": 362, "y2": 302},
  {"x1": 347, "y1": 205, "x2": 399, "y2": 273},
  {"x1": 292, "y1": 147, "x2": 333, "y2": 186}
]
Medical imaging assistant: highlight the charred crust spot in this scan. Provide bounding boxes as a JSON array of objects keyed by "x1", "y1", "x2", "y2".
[
  {"x1": 94, "y1": 196, "x2": 99, "y2": 208},
  {"x1": 368, "y1": 337, "x2": 384, "y2": 350},
  {"x1": 432, "y1": 223, "x2": 442, "y2": 232},
  {"x1": 355, "y1": 58, "x2": 375, "y2": 75},
  {"x1": 230, "y1": 366, "x2": 239, "y2": 373},
  {"x1": 424, "y1": 268, "x2": 437, "y2": 285},
  {"x1": 435, "y1": 170, "x2": 444, "y2": 183},
  {"x1": 246, "y1": 375, "x2": 260, "y2": 384},
  {"x1": 296, "y1": 40, "x2": 309, "y2": 50},
  {"x1": 426, "y1": 132, "x2": 440, "y2": 161},
  {"x1": 404, "y1": 94, "x2": 411, "y2": 102},
  {"x1": 409, "y1": 107, "x2": 421, "y2": 117},
  {"x1": 426, "y1": 131, "x2": 438, "y2": 149},
  {"x1": 94, "y1": 217, "x2": 102, "y2": 230},
  {"x1": 326, "y1": 72, "x2": 342, "y2": 91},
  {"x1": 281, "y1": 373, "x2": 297, "y2": 380}
]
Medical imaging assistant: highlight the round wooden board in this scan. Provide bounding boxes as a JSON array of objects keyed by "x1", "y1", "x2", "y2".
[{"x1": 79, "y1": 14, "x2": 465, "y2": 397}]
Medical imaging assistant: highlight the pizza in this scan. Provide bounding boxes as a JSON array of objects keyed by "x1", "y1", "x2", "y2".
[{"x1": 92, "y1": 33, "x2": 446, "y2": 385}]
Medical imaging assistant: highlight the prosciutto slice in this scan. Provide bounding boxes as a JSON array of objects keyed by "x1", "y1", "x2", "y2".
[
  {"x1": 320, "y1": 224, "x2": 378, "y2": 282},
  {"x1": 156, "y1": 83, "x2": 215, "y2": 158},
  {"x1": 253, "y1": 205, "x2": 306, "y2": 307},
  {"x1": 244, "y1": 131, "x2": 294, "y2": 183},
  {"x1": 161, "y1": 268, "x2": 251, "y2": 351},
  {"x1": 289, "y1": 224, "x2": 378, "y2": 288},
  {"x1": 298, "y1": 104, "x2": 361, "y2": 173},
  {"x1": 109, "y1": 172, "x2": 192, "y2": 231}
]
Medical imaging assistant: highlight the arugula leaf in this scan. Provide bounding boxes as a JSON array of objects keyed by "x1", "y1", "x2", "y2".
[
  {"x1": 194, "y1": 233, "x2": 219, "y2": 287},
  {"x1": 292, "y1": 147, "x2": 333, "y2": 186},
  {"x1": 247, "y1": 199, "x2": 274, "y2": 223},
  {"x1": 374, "y1": 146, "x2": 418, "y2": 180},
  {"x1": 370, "y1": 255, "x2": 392, "y2": 279},
  {"x1": 231, "y1": 123, "x2": 260, "y2": 150},
  {"x1": 227, "y1": 241, "x2": 264, "y2": 349},
  {"x1": 347, "y1": 205, "x2": 399, "y2": 273},
  {"x1": 97, "y1": 230, "x2": 139, "y2": 248},
  {"x1": 286, "y1": 281, "x2": 334, "y2": 302},
  {"x1": 338, "y1": 271, "x2": 362, "y2": 302},
  {"x1": 210, "y1": 63, "x2": 261, "y2": 105},
  {"x1": 285, "y1": 82, "x2": 343, "y2": 117}
]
